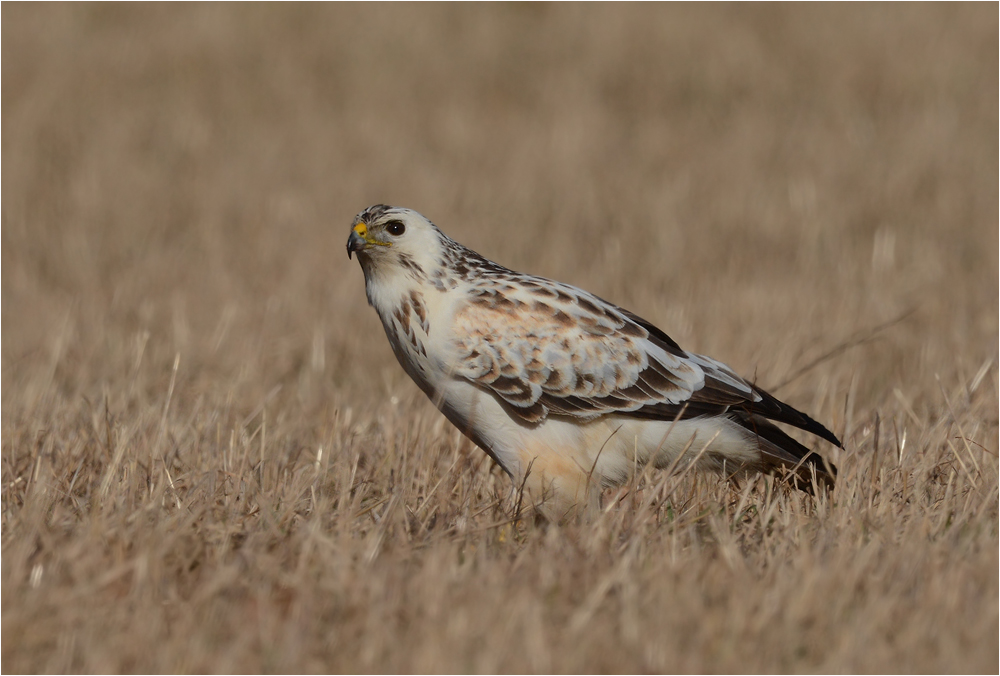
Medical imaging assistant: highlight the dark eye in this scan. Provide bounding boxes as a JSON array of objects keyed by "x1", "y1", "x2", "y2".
[{"x1": 386, "y1": 221, "x2": 406, "y2": 236}]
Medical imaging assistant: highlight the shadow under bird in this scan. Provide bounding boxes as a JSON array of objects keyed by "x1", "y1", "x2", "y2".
[{"x1": 347, "y1": 205, "x2": 841, "y2": 518}]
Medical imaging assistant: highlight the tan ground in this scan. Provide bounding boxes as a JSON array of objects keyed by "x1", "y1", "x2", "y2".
[{"x1": 3, "y1": 4, "x2": 997, "y2": 673}]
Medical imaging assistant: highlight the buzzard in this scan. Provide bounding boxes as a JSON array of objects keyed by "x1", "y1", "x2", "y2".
[{"x1": 347, "y1": 205, "x2": 840, "y2": 518}]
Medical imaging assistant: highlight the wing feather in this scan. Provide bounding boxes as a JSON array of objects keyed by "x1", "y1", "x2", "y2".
[
  {"x1": 450, "y1": 277, "x2": 841, "y2": 455},
  {"x1": 453, "y1": 281, "x2": 710, "y2": 420}
]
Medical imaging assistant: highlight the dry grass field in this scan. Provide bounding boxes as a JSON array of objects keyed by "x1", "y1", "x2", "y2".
[{"x1": 3, "y1": 4, "x2": 998, "y2": 673}]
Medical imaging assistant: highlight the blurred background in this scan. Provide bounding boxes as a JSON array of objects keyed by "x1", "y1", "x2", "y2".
[
  {"x1": 4, "y1": 4, "x2": 997, "y2": 424},
  {"x1": 3, "y1": 5, "x2": 997, "y2": 673}
]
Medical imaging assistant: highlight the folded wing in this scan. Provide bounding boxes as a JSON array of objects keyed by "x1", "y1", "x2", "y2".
[{"x1": 451, "y1": 278, "x2": 840, "y2": 480}]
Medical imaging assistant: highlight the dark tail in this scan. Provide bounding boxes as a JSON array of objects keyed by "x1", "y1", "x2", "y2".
[
  {"x1": 749, "y1": 387, "x2": 844, "y2": 449},
  {"x1": 732, "y1": 410, "x2": 838, "y2": 492}
]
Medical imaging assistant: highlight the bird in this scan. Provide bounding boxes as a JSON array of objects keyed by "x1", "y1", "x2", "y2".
[{"x1": 347, "y1": 204, "x2": 841, "y2": 519}]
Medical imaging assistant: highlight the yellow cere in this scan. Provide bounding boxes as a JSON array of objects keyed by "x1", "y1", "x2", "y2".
[{"x1": 354, "y1": 222, "x2": 392, "y2": 247}]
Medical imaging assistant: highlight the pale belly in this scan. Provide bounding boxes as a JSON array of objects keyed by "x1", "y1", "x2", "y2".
[{"x1": 432, "y1": 378, "x2": 761, "y2": 517}]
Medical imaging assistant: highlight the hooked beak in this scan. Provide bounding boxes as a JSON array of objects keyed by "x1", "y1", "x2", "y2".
[
  {"x1": 347, "y1": 229, "x2": 366, "y2": 259},
  {"x1": 347, "y1": 222, "x2": 392, "y2": 259}
]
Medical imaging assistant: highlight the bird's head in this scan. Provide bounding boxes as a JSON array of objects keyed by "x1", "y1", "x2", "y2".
[{"x1": 347, "y1": 205, "x2": 448, "y2": 278}]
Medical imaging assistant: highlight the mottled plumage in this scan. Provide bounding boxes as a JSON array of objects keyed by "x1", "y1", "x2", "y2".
[{"x1": 347, "y1": 205, "x2": 840, "y2": 518}]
